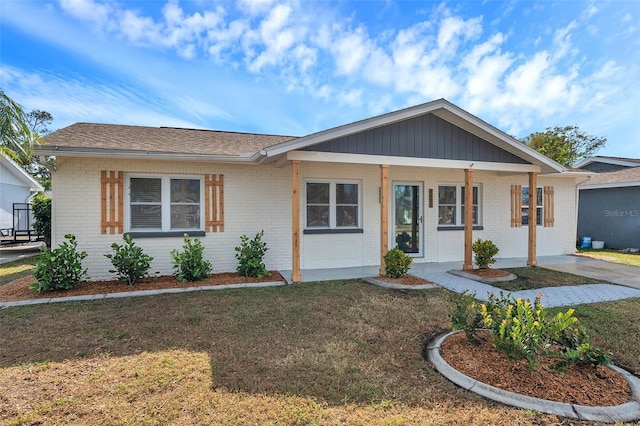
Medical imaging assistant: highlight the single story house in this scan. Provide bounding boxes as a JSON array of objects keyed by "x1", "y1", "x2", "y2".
[
  {"x1": 0, "y1": 152, "x2": 43, "y2": 235},
  {"x1": 577, "y1": 159, "x2": 640, "y2": 249},
  {"x1": 37, "y1": 99, "x2": 587, "y2": 281},
  {"x1": 574, "y1": 156, "x2": 640, "y2": 173}
]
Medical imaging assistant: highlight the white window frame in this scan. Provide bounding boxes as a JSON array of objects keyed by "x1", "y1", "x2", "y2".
[
  {"x1": 437, "y1": 183, "x2": 481, "y2": 227},
  {"x1": 125, "y1": 174, "x2": 204, "y2": 232},
  {"x1": 522, "y1": 186, "x2": 543, "y2": 226},
  {"x1": 304, "y1": 179, "x2": 361, "y2": 230}
]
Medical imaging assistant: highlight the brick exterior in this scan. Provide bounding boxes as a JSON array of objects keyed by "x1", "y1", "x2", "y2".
[{"x1": 51, "y1": 157, "x2": 578, "y2": 279}]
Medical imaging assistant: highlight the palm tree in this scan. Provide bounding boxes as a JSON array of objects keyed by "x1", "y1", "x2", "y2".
[{"x1": 0, "y1": 90, "x2": 37, "y2": 165}]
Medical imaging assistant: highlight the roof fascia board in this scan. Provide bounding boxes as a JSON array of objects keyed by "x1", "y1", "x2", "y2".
[
  {"x1": 574, "y1": 157, "x2": 640, "y2": 168},
  {"x1": 35, "y1": 146, "x2": 261, "y2": 164},
  {"x1": 580, "y1": 181, "x2": 640, "y2": 190},
  {"x1": 286, "y1": 150, "x2": 542, "y2": 173},
  {"x1": 0, "y1": 153, "x2": 44, "y2": 191}
]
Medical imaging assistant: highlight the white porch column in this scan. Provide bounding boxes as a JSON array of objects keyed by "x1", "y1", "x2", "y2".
[
  {"x1": 463, "y1": 168, "x2": 474, "y2": 270},
  {"x1": 291, "y1": 160, "x2": 301, "y2": 282}
]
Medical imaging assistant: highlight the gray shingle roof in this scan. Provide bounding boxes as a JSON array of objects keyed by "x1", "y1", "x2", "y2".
[
  {"x1": 580, "y1": 166, "x2": 640, "y2": 186},
  {"x1": 39, "y1": 123, "x2": 297, "y2": 157}
]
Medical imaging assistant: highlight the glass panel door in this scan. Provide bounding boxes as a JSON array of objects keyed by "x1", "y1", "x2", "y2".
[{"x1": 394, "y1": 184, "x2": 422, "y2": 255}]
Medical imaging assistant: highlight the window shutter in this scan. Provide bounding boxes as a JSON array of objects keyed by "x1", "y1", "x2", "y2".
[
  {"x1": 101, "y1": 170, "x2": 123, "y2": 234},
  {"x1": 544, "y1": 186, "x2": 555, "y2": 227},
  {"x1": 205, "y1": 174, "x2": 224, "y2": 232},
  {"x1": 511, "y1": 185, "x2": 522, "y2": 227}
]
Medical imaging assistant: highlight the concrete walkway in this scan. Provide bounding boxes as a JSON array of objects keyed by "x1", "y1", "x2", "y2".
[{"x1": 0, "y1": 242, "x2": 42, "y2": 265}]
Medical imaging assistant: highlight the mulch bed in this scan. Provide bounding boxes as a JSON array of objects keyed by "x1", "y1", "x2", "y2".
[
  {"x1": 464, "y1": 268, "x2": 512, "y2": 279},
  {"x1": 440, "y1": 331, "x2": 631, "y2": 407},
  {"x1": 0, "y1": 272, "x2": 285, "y2": 302},
  {"x1": 375, "y1": 274, "x2": 432, "y2": 285}
]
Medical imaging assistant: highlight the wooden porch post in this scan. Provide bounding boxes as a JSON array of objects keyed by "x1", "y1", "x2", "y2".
[
  {"x1": 380, "y1": 165, "x2": 389, "y2": 276},
  {"x1": 463, "y1": 168, "x2": 474, "y2": 270},
  {"x1": 527, "y1": 172, "x2": 538, "y2": 266},
  {"x1": 291, "y1": 160, "x2": 302, "y2": 282}
]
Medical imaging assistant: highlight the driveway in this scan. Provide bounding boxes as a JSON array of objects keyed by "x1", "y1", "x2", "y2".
[
  {"x1": 538, "y1": 255, "x2": 640, "y2": 290},
  {"x1": 0, "y1": 243, "x2": 42, "y2": 265}
]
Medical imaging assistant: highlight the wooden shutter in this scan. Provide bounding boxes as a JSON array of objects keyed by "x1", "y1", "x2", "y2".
[
  {"x1": 544, "y1": 186, "x2": 555, "y2": 227},
  {"x1": 510, "y1": 185, "x2": 522, "y2": 227},
  {"x1": 101, "y1": 170, "x2": 123, "y2": 234},
  {"x1": 205, "y1": 174, "x2": 224, "y2": 232}
]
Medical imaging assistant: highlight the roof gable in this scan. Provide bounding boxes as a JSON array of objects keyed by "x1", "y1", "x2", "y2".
[
  {"x1": 302, "y1": 112, "x2": 528, "y2": 165},
  {"x1": 0, "y1": 153, "x2": 43, "y2": 190},
  {"x1": 264, "y1": 99, "x2": 565, "y2": 173}
]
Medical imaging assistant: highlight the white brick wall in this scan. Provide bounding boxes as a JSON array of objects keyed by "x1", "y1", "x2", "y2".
[{"x1": 51, "y1": 157, "x2": 580, "y2": 279}]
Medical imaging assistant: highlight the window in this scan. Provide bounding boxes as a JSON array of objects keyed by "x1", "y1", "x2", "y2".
[
  {"x1": 305, "y1": 181, "x2": 360, "y2": 229},
  {"x1": 438, "y1": 184, "x2": 480, "y2": 226},
  {"x1": 522, "y1": 186, "x2": 543, "y2": 226},
  {"x1": 128, "y1": 175, "x2": 203, "y2": 231}
]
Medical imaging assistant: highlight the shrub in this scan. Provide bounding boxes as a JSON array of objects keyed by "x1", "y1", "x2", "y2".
[
  {"x1": 105, "y1": 234, "x2": 153, "y2": 285},
  {"x1": 384, "y1": 247, "x2": 413, "y2": 278},
  {"x1": 450, "y1": 292, "x2": 613, "y2": 372},
  {"x1": 447, "y1": 290, "x2": 484, "y2": 343},
  {"x1": 235, "y1": 230, "x2": 270, "y2": 278},
  {"x1": 171, "y1": 234, "x2": 212, "y2": 282},
  {"x1": 32, "y1": 194, "x2": 51, "y2": 248},
  {"x1": 30, "y1": 234, "x2": 88, "y2": 293},
  {"x1": 472, "y1": 238, "x2": 499, "y2": 269}
]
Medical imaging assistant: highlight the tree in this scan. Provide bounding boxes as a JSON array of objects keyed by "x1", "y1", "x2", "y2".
[
  {"x1": 521, "y1": 125, "x2": 606, "y2": 167},
  {"x1": 0, "y1": 89, "x2": 35, "y2": 163}
]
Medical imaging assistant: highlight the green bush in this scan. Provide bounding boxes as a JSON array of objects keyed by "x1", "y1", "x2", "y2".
[
  {"x1": 384, "y1": 247, "x2": 413, "y2": 278},
  {"x1": 450, "y1": 292, "x2": 613, "y2": 372},
  {"x1": 30, "y1": 234, "x2": 88, "y2": 293},
  {"x1": 235, "y1": 230, "x2": 270, "y2": 278},
  {"x1": 105, "y1": 234, "x2": 153, "y2": 285},
  {"x1": 472, "y1": 238, "x2": 499, "y2": 269},
  {"x1": 447, "y1": 290, "x2": 485, "y2": 343},
  {"x1": 171, "y1": 234, "x2": 212, "y2": 282},
  {"x1": 32, "y1": 194, "x2": 51, "y2": 248}
]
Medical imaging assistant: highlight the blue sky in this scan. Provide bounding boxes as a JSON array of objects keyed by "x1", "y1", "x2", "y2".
[{"x1": 1, "y1": 0, "x2": 639, "y2": 158}]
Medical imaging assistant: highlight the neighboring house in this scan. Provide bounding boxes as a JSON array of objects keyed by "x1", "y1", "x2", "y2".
[
  {"x1": 574, "y1": 156, "x2": 640, "y2": 173},
  {"x1": 577, "y1": 159, "x2": 640, "y2": 249},
  {"x1": 0, "y1": 152, "x2": 43, "y2": 234},
  {"x1": 37, "y1": 99, "x2": 587, "y2": 281}
]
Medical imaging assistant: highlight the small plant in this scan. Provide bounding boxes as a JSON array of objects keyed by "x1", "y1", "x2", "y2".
[
  {"x1": 30, "y1": 234, "x2": 88, "y2": 293},
  {"x1": 472, "y1": 238, "x2": 499, "y2": 269},
  {"x1": 105, "y1": 234, "x2": 153, "y2": 285},
  {"x1": 235, "y1": 230, "x2": 270, "y2": 278},
  {"x1": 384, "y1": 247, "x2": 413, "y2": 278},
  {"x1": 171, "y1": 234, "x2": 212, "y2": 282}
]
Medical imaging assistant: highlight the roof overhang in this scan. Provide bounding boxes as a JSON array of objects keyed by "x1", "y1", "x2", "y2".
[
  {"x1": 35, "y1": 146, "x2": 263, "y2": 164},
  {"x1": 286, "y1": 151, "x2": 542, "y2": 173},
  {"x1": 580, "y1": 181, "x2": 640, "y2": 190},
  {"x1": 0, "y1": 153, "x2": 44, "y2": 191},
  {"x1": 574, "y1": 157, "x2": 640, "y2": 169},
  {"x1": 263, "y1": 99, "x2": 567, "y2": 175}
]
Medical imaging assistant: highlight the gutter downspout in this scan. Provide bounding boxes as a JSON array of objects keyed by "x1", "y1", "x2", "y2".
[{"x1": 574, "y1": 175, "x2": 592, "y2": 253}]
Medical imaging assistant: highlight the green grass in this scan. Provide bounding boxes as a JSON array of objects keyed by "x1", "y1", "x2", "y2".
[
  {"x1": 489, "y1": 266, "x2": 606, "y2": 292},
  {"x1": 1, "y1": 276, "x2": 639, "y2": 424},
  {"x1": 0, "y1": 256, "x2": 38, "y2": 285},
  {"x1": 577, "y1": 248, "x2": 640, "y2": 267}
]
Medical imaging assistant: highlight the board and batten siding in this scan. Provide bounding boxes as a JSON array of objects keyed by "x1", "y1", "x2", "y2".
[{"x1": 303, "y1": 113, "x2": 529, "y2": 164}]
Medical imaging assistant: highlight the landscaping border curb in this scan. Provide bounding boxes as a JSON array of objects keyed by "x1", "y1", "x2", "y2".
[
  {"x1": 428, "y1": 331, "x2": 640, "y2": 423},
  {"x1": 364, "y1": 277, "x2": 438, "y2": 290},
  {"x1": 0, "y1": 281, "x2": 287, "y2": 309}
]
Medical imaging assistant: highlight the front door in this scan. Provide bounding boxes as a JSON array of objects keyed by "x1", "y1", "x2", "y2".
[{"x1": 393, "y1": 183, "x2": 422, "y2": 256}]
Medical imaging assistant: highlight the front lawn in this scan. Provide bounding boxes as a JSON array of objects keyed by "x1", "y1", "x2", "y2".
[
  {"x1": 490, "y1": 267, "x2": 607, "y2": 292},
  {"x1": 1, "y1": 280, "x2": 638, "y2": 424},
  {"x1": 0, "y1": 257, "x2": 37, "y2": 286}
]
